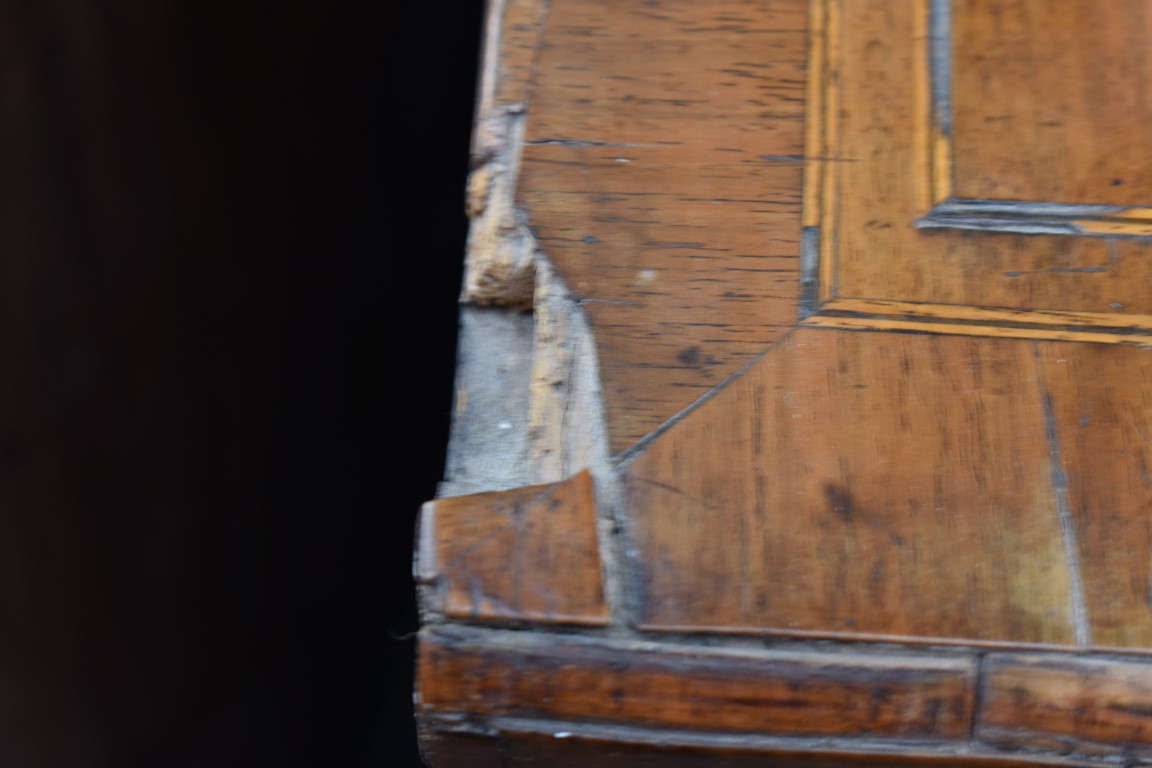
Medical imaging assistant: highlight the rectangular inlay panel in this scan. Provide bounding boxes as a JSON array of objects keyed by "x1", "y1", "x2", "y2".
[
  {"x1": 802, "y1": 0, "x2": 1152, "y2": 344},
  {"x1": 925, "y1": 0, "x2": 1152, "y2": 235}
]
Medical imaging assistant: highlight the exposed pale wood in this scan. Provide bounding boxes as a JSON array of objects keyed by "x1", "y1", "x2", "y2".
[
  {"x1": 979, "y1": 654, "x2": 1152, "y2": 756},
  {"x1": 418, "y1": 470, "x2": 608, "y2": 626},
  {"x1": 1037, "y1": 343, "x2": 1152, "y2": 648},
  {"x1": 461, "y1": 119, "x2": 536, "y2": 308},
  {"x1": 517, "y1": 0, "x2": 808, "y2": 451},
  {"x1": 461, "y1": 0, "x2": 549, "y2": 308},
  {"x1": 622, "y1": 329, "x2": 1076, "y2": 644},
  {"x1": 419, "y1": 625, "x2": 977, "y2": 740},
  {"x1": 525, "y1": 260, "x2": 611, "y2": 485}
]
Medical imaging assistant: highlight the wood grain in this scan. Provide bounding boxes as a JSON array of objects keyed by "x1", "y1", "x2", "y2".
[
  {"x1": 979, "y1": 654, "x2": 1152, "y2": 756},
  {"x1": 1036, "y1": 343, "x2": 1152, "y2": 648},
  {"x1": 517, "y1": 0, "x2": 808, "y2": 452},
  {"x1": 426, "y1": 0, "x2": 1152, "y2": 763},
  {"x1": 481, "y1": 0, "x2": 549, "y2": 117},
  {"x1": 952, "y1": 0, "x2": 1152, "y2": 206},
  {"x1": 418, "y1": 470, "x2": 608, "y2": 625},
  {"x1": 463, "y1": 0, "x2": 551, "y2": 308},
  {"x1": 622, "y1": 329, "x2": 1078, "y2": 645},
  {"x1": 491, "y1": 720, "x2": 1110, "y2": 768},
  {"x1": 419, "y1": 625, "x2": 977, "y2": 740},
  {"x1": 802, "y1": 299, "x2": 1152, "y2": 346},
  {"x1": 807, "y1": 0, "x2": 1152, "y2": 336}
]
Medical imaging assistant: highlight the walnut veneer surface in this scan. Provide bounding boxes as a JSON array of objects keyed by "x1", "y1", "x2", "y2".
[{"x1": 418, "y1": 2, "x2": 1152, "y2": 764}]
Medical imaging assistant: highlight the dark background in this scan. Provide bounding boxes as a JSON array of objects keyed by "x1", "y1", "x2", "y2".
[
  {"x1": 388, "y1": 3, "x2": 485, "y2": 766},
  {"x1": 0, "y1": 1, "x2": 482, "y2": 766}
]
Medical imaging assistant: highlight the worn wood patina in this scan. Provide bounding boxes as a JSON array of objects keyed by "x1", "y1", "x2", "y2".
[{"x1": 418, "y1": 1, "x2": 1152, "y2": 764}]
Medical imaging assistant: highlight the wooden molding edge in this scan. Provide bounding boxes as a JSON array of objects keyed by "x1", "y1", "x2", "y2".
[
  {"x1": 419, "y1": 625, "x2": 1152, "y2": 764},
  {"x1": 448, "y1": 716, "x2": 1114, "y2": 767},
  {"x1": 418, "y1": 624, "x2": 978, "y2": 742},
  {"x1": 979, "y1": 654, "x2": 1152, "y2": 758}
]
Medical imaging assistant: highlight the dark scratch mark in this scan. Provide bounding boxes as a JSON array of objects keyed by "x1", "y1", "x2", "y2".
[{"x1": 1033, "y1": 343, "x2": 1091, "y2": 647}]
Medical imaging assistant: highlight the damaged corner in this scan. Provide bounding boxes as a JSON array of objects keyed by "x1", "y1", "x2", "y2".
[
  {"x1": 462, "y1": 108, "x2": 537, "y2": 309},
  {"x1": 441, "y1": 184, "x2": 639, "y2": 633},
  {"x1": 460, "y1": 0, "x2": 551, "y2": 309},
  {"x1": 428, "y1": 0, "x2": 636, "y2": 635},
  {"x1": 527, "y1": 256, "x2": 642, "y2": 634}
]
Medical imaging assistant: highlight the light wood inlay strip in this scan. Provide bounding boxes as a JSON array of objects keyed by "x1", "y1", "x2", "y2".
[
  {"x1": 802, "y1": 0, "x2": 827, "y2": 230},
  {"x1": 802, "y1": 298, "x2": 1152, "y2": 345}
]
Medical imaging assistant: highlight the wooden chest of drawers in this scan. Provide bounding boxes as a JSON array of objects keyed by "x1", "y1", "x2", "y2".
[{"x1": 418, "y1": 2, "x2": 1152, "y2": 764}]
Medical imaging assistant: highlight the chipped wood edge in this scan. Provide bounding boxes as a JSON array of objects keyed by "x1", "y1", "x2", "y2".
[
  {"x1": 527, "y1": 259, "x2": 595, "y2": 486},
  {"x1": 463, "y1": 108, "x2": 537, "y2": 308},
  {"x1": 420, "y1": 272, "x2": 627, "y2": 627},
  {"x1": 460, "y1": 0, "x2": 551, "y2": 308},
  {"x1": 428, "y1": 253, "x2": 634, "y2": 630},
  {"x1": 429, "y1": 0, "x2": 635, "y2": 624},
  {"x1": 527, "y1": 257, "x2": 641, "y2": 635},
  {"x1": 420, "y1": 0, "x2": 633, "y2": 633}
]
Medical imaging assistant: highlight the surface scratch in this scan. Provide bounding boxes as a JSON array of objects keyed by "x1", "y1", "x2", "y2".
[{"x1": 1032, "y1": 343, "x2": 1091, "y2": 648}]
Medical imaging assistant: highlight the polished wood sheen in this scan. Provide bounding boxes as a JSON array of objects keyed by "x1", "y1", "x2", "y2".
[
  {"x1": 623, "y1": 330, "x2": 1076, "y2": 643},
  {"x1": 420, "y1": 0, "x2": 1152, "y2": 764}
]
